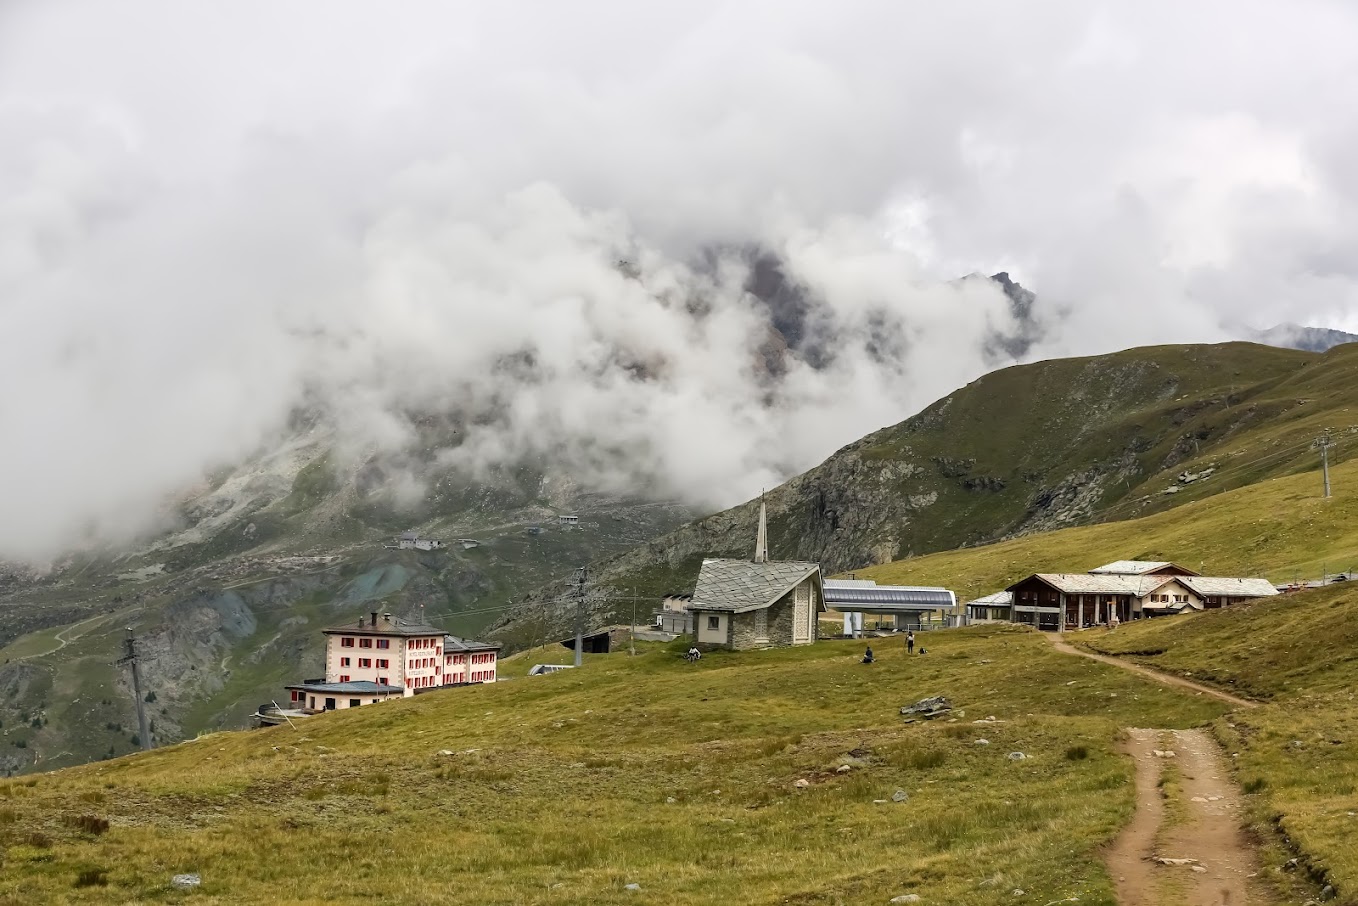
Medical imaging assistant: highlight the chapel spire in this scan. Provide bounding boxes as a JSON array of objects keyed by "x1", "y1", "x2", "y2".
[{"x1": 754, "y1": 493, "x2": 769, "y2": 563}]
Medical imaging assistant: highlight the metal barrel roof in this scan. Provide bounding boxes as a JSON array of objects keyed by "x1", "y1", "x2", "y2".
[{"x1": 823, "y1": 585, "x2": 955, "y2": 610}]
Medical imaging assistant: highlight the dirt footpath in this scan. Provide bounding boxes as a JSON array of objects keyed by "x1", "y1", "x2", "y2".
[
  {"x1": 1047, "y1": 635, "x2": 1259, "y2": 710},
  {"x1": 1107, "y1": 728, "x2": 1272, "y2": 906}
]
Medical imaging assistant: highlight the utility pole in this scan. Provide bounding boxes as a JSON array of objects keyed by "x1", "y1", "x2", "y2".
[
  {"x1": 115, "y1": 628, "x2": 153, "y2": 752},
  {"x1": 573, "y1": 567, "x2": 587, "y2": 668},
  {"x1": 1317, "y1": 432, "x2": 1333, "y2": 498},
  {"x1": 630, "y1": 587, "x2": 636, "y2": 657}
]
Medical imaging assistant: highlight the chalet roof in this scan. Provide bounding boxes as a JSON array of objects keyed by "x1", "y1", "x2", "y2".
[
  {"x1": 323, "y1": 617, "x2": 448, "y2": 637},
  {"x1": 1089, "y1": 560, "x2": 1200, "y2": 576},
  {"x1": 399, "y1": 531, "x2": 420, "y2": 541},
  {"x1": 1012, "y1": 572, "x2": 1276, "y2": 600},
  {"x1": 1017, "y1": 573, "x2": 1156, "y2": 595},
  {"x1": 1178, "y1": 576, "x2": 1279, "y2": 598},
  {"x1": 968, "y1": 590, "x2": 1013, "y2": 606},
  {"x1": 443, "y1": 635, "x2": 501, "y2": 653},
  {"x1": 285, "y1": 681, "x2": 404, "y2": 694},
  {"x1": 691, "y1": 558, "x2": 822, "y2": 613}
]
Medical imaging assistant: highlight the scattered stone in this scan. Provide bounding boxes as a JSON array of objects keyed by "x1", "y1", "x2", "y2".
[
  {"x1": 794, "y1": 779, "x2": 810, "y2": 789},
  {"x1": 975, "y1": 739, "x2": 991, "y2": 746},
  {"x1": 873, "y1": 799, "x2": 888, "y2": 804},
  {"x1": 889, "y1": 896, "x2": 921, "y2": 904},
  {"x1": 1012, "y1": 890, "x2": 1025, "y2": 897},
  {"x1": 665, "y1": 797, "x2": 677, "y2": 804},
  {"x1": 1207, "y1": 796, "x2": 1221, "y2": 802},
  {"x1": 836, "y1": 764, "x2": 853, "y2": 774},
  {"x1": 1190, "y1": 796, "x2": 1209, "y2": 803},
  {"x1": 1153, "y1": 750, "x2": 1176, "y2": 758},
  {"x1": 624, "y1": 883, "x2": 641, "y2": 891},
  {"x1": 1155, "y1": 858, "x2": 1198, "y2": 866},
  {"x1": 1283, "y1": 858, "x2": 1300, "y2": 872},
  {"x1": 900, "y1": 696, "x2": 952, "y2": 720},
  {"x1": 892, "y1": 789, "x2": 910, "y2": 803},
  {"x1": 1190, "y1": 865, "x2": 1208, "y2": 873},
  {"x1": 1007, "y1": 752, "x2": 1027, "y2": 761},
  {"x1": 1321, "y1": 884, "x2": 1336, "y2": 900},
  {"x1": 437, "y1": 749, "x2": 454, "y2": 757},
  {"x1": 171, "y1": 874, "x2": 201, "y2": 889}
]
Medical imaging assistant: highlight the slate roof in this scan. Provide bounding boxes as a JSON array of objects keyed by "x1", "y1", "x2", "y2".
[
  {"x1": 1178, "y1": 576, "x2": 1279, "y2": 598},
  {"x1": 284, "y1": 681, "x2": 404, "y2": 694},
  {"x1": 691, "y1": 558, "x2": 821, "y2": 612},
  {"x1": 1018, "y1": 573, "x2": 1157, "y2": 595},
  {"x1": 323, "y1": 617, "x2": 449, "y2": 637},
  {"x1": 443, "y1": 635, "x2": 501, "y2": 653},
  {"x1": 1089, "y1": 560, "x2": 1199, "y2": 576},
  {"x1": 968, "y1": 590, "x2": 1013, "y2": 606},
  {"x1": 1013, "y1": 573, "x2": 1276, "y2": 600}
]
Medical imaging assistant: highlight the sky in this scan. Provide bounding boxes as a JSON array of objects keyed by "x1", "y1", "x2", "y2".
[{"x1": 2, "y1": 1, "x2": 1357, "y2": 561}]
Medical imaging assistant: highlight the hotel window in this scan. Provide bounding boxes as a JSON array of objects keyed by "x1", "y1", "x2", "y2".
[
  {"x1": 707, "y1": 616, "x2": 720, "y2": 630},
  {"x1": 349, "y1": 699, "x2": 361, "y2": 708},
  {"x1": 378, "y1": 677, "x2": 388, "y2": 686},
  {"x1": 339, "y1": 675, "x2": 350, "y2": 682},
  {"x1": 340, "y1": 657, "x2": 351, "y2": 667},
  {"x1": 359, "y1": 658, "x2": 371, "y2": 668},
  {"x1": 359, "y1": 638, "x2": 373, "y2": 649},
  {"x1": 377, "y1": 659, "x2": 389, "y2": 669},
  {"x1": 376, "y1": 639, "x2": 389, "y2": 649},
  {"x1": 341, "y1": 637, "x2": 355, "y2": 648}
]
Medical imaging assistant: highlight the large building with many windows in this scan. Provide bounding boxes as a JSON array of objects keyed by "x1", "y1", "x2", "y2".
[{"x1": 282, "y1": 611, "x2": 500, "y2": 712}]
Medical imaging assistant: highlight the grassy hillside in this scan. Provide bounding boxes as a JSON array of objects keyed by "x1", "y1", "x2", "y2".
[
  {"x1": 0, "y1": 628, "x2": 1245, "y2": 905},
  {"x1": 0, "y1": 499, "x2": 689, "y2": 778},
  {"x1": 492, "y1": 341, "x2": 1358, "y2": 641},
  {"x1": 1073, "y1": 585, "x2": 1358, "y2": 900},
  {"x1": 857, "y1": 456, "x2": 1358, "y2": 599}
]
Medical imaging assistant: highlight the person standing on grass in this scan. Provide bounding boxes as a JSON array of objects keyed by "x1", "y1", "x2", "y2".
[{"x1": 906, "y1": 630, "x2": 915, "y2": 655}]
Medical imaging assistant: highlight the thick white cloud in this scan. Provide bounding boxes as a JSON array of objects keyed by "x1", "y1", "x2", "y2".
[{"x1": 1, "y1": 0, "x2": 1357, "y2": 560}]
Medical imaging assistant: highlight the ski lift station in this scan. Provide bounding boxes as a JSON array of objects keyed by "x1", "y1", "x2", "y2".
[
  {"x1": 558, "y1": 515, "x2": 580, "y2": 525},
  {"x1": 823, "y1": 578, "x2": 958, "y2": 633}
]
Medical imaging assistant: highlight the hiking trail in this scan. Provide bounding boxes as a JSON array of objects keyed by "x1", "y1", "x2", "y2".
[
  {"x1": 1047, "y1": 634, "x2": 1259, "y2": 709},
  {"x1": 1108, "y1": 728, "x2": 1271, "y2": 906}
]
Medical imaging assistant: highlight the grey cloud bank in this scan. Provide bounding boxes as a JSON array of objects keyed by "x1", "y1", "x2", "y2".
[{"x1": 1, "y1": 1, "x2": 1356, "y2": 561}]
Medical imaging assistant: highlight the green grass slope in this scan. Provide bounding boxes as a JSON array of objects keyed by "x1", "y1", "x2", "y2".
[
  {"x1": 0, "y1": 629, "x2": 1246, "y2": 906},
  {"x1": 858, "y1": 456, "x2": 1358, "y2": 599},
  {"x1": 493, "y1": 341, "x2": 1358, "y2": 641},
  {"x1": 1072, "y1": 586, "x2": 1358, "y2": 900}
]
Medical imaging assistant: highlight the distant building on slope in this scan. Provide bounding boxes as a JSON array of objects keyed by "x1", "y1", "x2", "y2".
[
  {"x1": 274, "y1": 611, "x2": 500, "y2": 715},
  {"x1": 653, "y1": 593, "x2": 693, "y2": 635},
  {"x1": 964, "y1": 590, "x2": 1013, "y2": 624},
  {"x1": 686, "y1": 500, "x2": 823, "y2": 650},
  {"x1": 395, "y1": 531, "x2": 444, "y2": 551},
  {"x1": 1005, "y1": 560, "x2": 1278, "y2": 631}
]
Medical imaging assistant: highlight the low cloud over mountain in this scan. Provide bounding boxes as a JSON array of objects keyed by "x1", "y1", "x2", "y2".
[{"x1": 3, "y1": 1, "x2": 1357, "y2": 561}]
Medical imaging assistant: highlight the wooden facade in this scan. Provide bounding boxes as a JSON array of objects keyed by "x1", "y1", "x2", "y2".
[{"x1": 1009, "y1": 576, "x2": 1139, "y2": 631}]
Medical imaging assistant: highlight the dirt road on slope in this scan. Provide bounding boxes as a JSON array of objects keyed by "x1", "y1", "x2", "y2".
[
  {"x1": 1108, "y1": 728, "x2": 1270, "y2": 905},
  {"x1": 1047, "y1": 635, "x2": 1259, "y2": 710}
]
